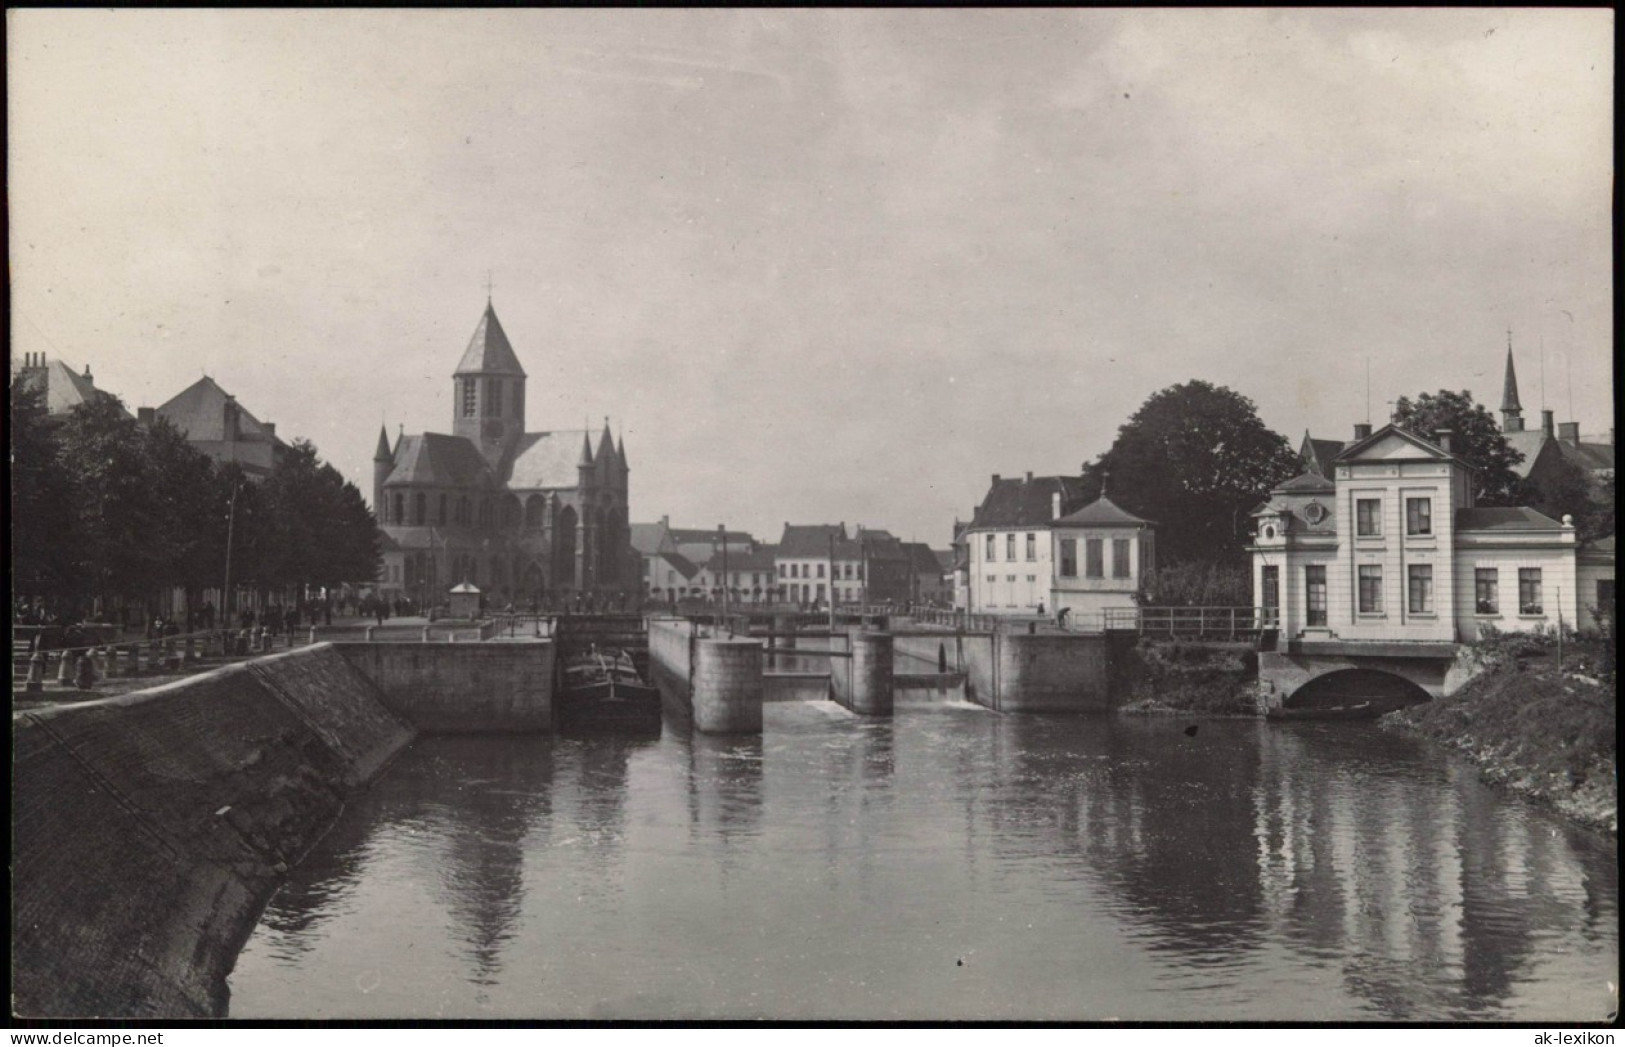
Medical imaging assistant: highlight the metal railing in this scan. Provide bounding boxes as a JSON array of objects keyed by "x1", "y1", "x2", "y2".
[{"x1": 1102, "y1": 606, "x2": 1279, "y2": 638}]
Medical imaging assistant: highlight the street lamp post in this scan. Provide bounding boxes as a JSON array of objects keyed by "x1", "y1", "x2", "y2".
[{"x1": 222, "y1": 481, "x2": 240, "y2": 634}]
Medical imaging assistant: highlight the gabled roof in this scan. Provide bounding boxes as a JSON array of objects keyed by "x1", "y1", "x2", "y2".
[
  {"x1": 385, "y1": 433, "x2": 492, "y2": 487},
  {"x1": 1334, "y1": 423, "x2": 1470, "y2": 468},
  {"x1": 156, "y1": 376, "x2": 281, "y2": 444},
  {"x1": 777, "y1": 523, "x2": 849, "y2": 557},
  {"x1": 454, "y1": 303, "x2": 526, "y2": 376},
  {"x1": 1299, "y1": 432, "x2": 1345, "y2": 476},
  {"x1": 22, "y1": 359, "x2": 130, "y2": 418},
  {"x1": 1455, "y1": 506, "x2": 1564, "y2": 532},
  {"x1": 629, "y1": 522, "x2": 670, "y2": 556},
  {"x1": 1053, "y1": 493, "x2": 1155, "y2": 528},
  {"x1": 901, "y1": 541, "x2": 946, "y2": 573},
  {"x1": 1275, "y1": 470, "x2": 1336, "y2": 494},
  {"x1": 652, "y1": 550, "x2": 699, "y2": 580},
  {"x1": 1502, "y1": 428, "x2": 1544, "y2": 477},
  {"x1": 700, "y1": 548, "x2": 777, "y2": 572},
  {"x1": 968, "y1": 475, "x2": 1087, "y2": 529},
  {"x1": 1555, "y1": 438, "x2": 1615, "y2": 473},
  {"x1": 669, "y1": 527, "x2": 754, "y2": 545},
  {"x1": 507, "y1": 430, "x2": 593, "y2": 489}
]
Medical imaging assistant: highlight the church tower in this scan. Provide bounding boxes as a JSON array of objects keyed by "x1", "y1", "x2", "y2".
[
  {"x1": 372, "y1": 424, "x2": 393, "y2": 520},
  {"x1": 1500, "y1": 333, "x2": 1525, "y2": 433},
  {"x1": 453, "y1": 299, "x2": 527, "y2": 467}
]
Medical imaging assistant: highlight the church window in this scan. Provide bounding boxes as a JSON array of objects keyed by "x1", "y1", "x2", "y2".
[
  {"x1": 513, "y1": 383, "x2": 523, "y2": 417},
  {"x1": 462, "y1": 378, "x2": 476, "y2": 418},
  {"x1": 413, "y1": 492, "x2": 426, "y2": 526},
  {"x1": 392, "y1": 492, "x2": 404, "y2": 526},
  {"x1": 487, "y1": 378, "x2": 502, "y2": 418}
]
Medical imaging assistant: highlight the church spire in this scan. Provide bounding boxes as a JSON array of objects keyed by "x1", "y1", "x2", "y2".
[
  {"x1": 579, "y1": 429, "x2": 594, "y2": 466},
  {"x1": 374, "y1": 424, "x2": 392, "y2": 461},
  {"x1": 1501, "y1": 332, "x2": 1525, "y2": 433}
]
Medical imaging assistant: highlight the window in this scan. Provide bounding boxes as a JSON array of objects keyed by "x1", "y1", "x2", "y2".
[
  {"x1": 1475, "y1": 569, "x2": 1498, "y2": 615},
  {"x1": 461, "y1": 377, "x2": 476, "y2": 418},
  {"x1": 1358, "y1": 565, "x2": 1383, "y2": 614},
  {"x1": 513, "y1": 383, "x2": 522, "y2": 417},
  {"x1": 1408, "y1": 564, "x2": 1433, "y2": 614},
  {"x1": 1519, "y1": 569, "x2": 1543, "y2": 615},
  {"x1": 1085, "y1": 539, "x2": 1103, "y2": 578},
  {"x1": 1007, "y1": 575, "x2": 1016, "y2": 583},
  {"x1": 437, "y1": 494, "x2": 447, "y2": 526},
  {"x1": 1599, "y1": 580, "x2": 1616, "y2": 614},
  {"x1": 1406, "y1": 497, "x2": 1432, "y2": 536},
  {"x1": 413, "y1": 492, "x2": 426, "y2": 525},
  {"x1": 1112, "y1": 538, "x2": 1131, "y2": 579},
  {"x1": 487, "y1": 378, "x2": 502, "y2": 418},
  {"x1": 817, "y1": 563, "x2": 825, "y2": 578},
  {"x1": 1025, "y1": 533, "x2": 1036, "y2": 561},
  {"x1": 778, "y1": 563, "x2": 786, "y2": 579},
  {"x1": 392, "y1": 492, "x2": 404, "y2": 525},
  {"x1": 1027, "y1": 575, "x2": 1036, "y2": 583},
  {"x1": 1006, "y1": 534, "x2": 1016, "y2": 561},
  {"x1": 1356, "y1": 498, "x2": 1381, "y2": 536},
  {"x1": 1261, "y1": 566, "x2": 1279, "y2": 616},
  {"x1": 1060, "y1": 539, "x2": 1077, "y2": 577},
  {"x1": 1306, "y1": 566, "x2": 1327, "y2": 626},
  {"x1": 986, "y1": 535, "x2": 996, "y2": 561},
  {"x1": 986, "y1": 575, "x2": 995, "y2": 584}
]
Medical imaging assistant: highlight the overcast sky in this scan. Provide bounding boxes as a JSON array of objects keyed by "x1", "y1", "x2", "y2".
[{"x1": 9, "y1": 9, "x2": 1613, "y2": 547}]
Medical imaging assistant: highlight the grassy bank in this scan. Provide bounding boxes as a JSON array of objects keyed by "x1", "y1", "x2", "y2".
[
  {"x1": 1115, "y1": 639, "x2": 1260, "y2": 716},
  {"x1": 1380, "y1": 636, "x2": 1616, "y2": 833}
]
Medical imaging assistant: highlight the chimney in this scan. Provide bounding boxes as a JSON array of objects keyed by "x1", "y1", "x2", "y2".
[
  {"x1": 991, "y1": 474, "x2": 1001, "y2": 486},
  {"x1": 1052, "y1": 491, "x2": 1062, "y2": 520},
  {"x1": 263, "y1": 422, "x2": 276, "y2": 437},
  {"x1": 83, "y1": 364, "x2": 92, "y2": 380},
  {"x1": 661, "y1": 515, "x2": 669, "y2": 528},
  {"x1": 1353, "y1": 422, "x2": 1372, "y2": 441},
  {"x1": 1557, "y1": 422, "x2": 1580, "y2": 445},
  {"x1": 137, "y1": 407, "x2": 155, "y2": 425},
  {"x1": 1541, "y1": 409, "x2": 1554, "y2": 437},
  {"x1": 1024, "y1": 471, "x2": 1033, "y2": 484},
  {"x1": 1435, "y1": 429, "x2": 1452, "y2": 453}
]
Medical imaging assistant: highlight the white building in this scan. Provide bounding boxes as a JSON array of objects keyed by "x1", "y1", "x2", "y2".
[
  {"x1": 962, "y1": 473, "x2": 1088, "y2": 615},
  {"x1": 1250, "y1": 422, "x2": 1580, "y2": 644},
  {"x1": 1049, "y1": 494, "x2": 1155, "y2": 624}
]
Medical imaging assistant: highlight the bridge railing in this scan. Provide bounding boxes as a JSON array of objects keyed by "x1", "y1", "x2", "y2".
[{"x1": 1103, "y1": 606, "x2": 1278, "y2": 639}]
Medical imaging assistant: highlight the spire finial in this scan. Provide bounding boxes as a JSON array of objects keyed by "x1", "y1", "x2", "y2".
[
  {"x1": 1100, "y1": 466, "x2": 1109, "y2": 498},
  {"x1": 485, "y1": 270, "x2": 494, "y2": 304}
]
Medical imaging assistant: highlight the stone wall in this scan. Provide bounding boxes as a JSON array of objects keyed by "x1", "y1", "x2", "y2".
[
  {"x1": 12, "y1": 646, "x2": 414, "y2": 1018},
  {"x1": 692, "y1": 639, "x2": 764, "y2": 733},
  {"x1": 334, "y1": 640, "x2": 553, "y2": 732},
  {"x1": 647, "y1": 617, "x2": 696, "y2": 721},
  {"x1": 992, "y1": 632, "x2": 1111, "y2": 713}
]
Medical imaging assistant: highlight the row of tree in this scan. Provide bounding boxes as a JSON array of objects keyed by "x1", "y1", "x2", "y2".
[
  {"x1": 10, "y1": 378, "x2": 379, "y2": 622},
  {"x1": 1072, "y1": 380, "x2": 1612, "y2": 603}
]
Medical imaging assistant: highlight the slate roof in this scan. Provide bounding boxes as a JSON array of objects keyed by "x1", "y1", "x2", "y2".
[
  {"x1": 1455, "y1": 507, "x2": 1565, "y2": 531},
  {"x1": 156, "y1": 376, "x2": 280, "y2": 444},
  {"x1": 1503, "y1": 429, "x2": 1615, "y2": 478},
  {"x1": 385, "y1": 433, "x2": 493, "y2": 487},
  {"x1": 1502, "y1": 428, "x2": 1545, "y2": 477},
  {"x1": 669, "y1": 528, "x2": 755, "y2": 546},
  {"x1": 652, "y1": 550, "x2": 699, "y2": 581},
  {"x1": 1054, "y1": 493, "x2": 1155, "y2": 528},
  {"x1": 507, "y1": 430, "x2": 592, "y2": 489},
  {"x1": 629, "y1": 522, "x2": 669, "y2": 556},
  {"x1": 454, "y1": 303, "x2": 525, "y2": 376},
  {"x1": 1579, "y1": 535, "x2": 1615, "y2": 561},
  {"x1": 1556, "y1": 438, "x2": 1615, "y2": 473},
  {"x1": 1275, "y1": 470, "x2": 1336, "y2": 494},
  {"x1": 967, "y1": 475, "x2": 1087, "y2": 529},
  {"x1": 777, "y1": 523, "x2": 849, "y2": 557},
  {"x1": 21, "y1": 359, "x2": 131, "y2": 418},
  {"x1": 1299, "y1": 433, "x2": 1345, "y2": 476},
  {"x1": 902, "y1": 541, "x2": 946, "y2": 574},
  {"x1": 701, "y1": 548, "x2": 778, "y2": 572}
]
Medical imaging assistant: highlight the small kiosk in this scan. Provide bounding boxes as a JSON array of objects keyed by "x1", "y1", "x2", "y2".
[{"x1": 447, "y1": 581, "x2": 482, "y2": 620}]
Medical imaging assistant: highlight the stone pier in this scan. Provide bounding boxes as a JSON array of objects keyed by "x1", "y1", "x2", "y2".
[{"x1": 832, "y1": 629, "x2": 894, "y2": 716}]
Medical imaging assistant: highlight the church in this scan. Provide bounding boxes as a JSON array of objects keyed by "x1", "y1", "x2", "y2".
[{"x1": 372, "y1": 300, "x2": 635, "y2": 609}]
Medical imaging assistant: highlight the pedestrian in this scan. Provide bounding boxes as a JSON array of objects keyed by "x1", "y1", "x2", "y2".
[{"x1": 374, "y1": 598, "x2": 386, "y2": 626}]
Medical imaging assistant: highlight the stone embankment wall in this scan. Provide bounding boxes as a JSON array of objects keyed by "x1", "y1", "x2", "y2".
[
  {"x1": 893, "y1": 630, "x2": 1109, "y2": 712},
  {"x1": 12, "y1": 639, "x2": 552, "y2": 1019},
  {"x1": 335, "y1": 641, "x2": 553, "y2": 732},
  {"x1": 647, "y1": 618, "x2": 764, "y2": 732}
]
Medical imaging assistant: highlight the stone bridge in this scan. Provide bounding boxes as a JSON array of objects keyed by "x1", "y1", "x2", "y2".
[{"x1": 1258, "y1": 639, "x2": 1478, "y2": 709}]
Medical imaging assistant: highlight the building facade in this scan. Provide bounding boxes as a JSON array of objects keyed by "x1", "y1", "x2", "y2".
[
  {"x1": 1048, "y1": 493, "x2": 1156, "y2": 623},
  {"x1": 963, "y1": 473, "x2": 1088, "y2": 615},
  {"x1": 373, "y1": 301, "x2": 635, "y2": 608},
  {"x1": 1251, "y1": 422, "x2": 1580, "y2": 645}
]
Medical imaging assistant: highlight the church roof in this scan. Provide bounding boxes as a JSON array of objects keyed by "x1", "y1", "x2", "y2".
[
  {"x1": 1299, "y1": 432, "x2": 1345, "y2": 476},
  {"x1": 454, "y1": 303, "x2": 525, "y2": 377},
  {"x1": 385, "y1": 433, "x2": 492, "y2": 486},
  {"x1": 508, "y1": 430, "x2": 594, "y2": 490},
  {"x1": 1054, "y1": 493, "x2": 1156, "y2": 527},
  {"x1": 629, "y1": 522, "x2": 669, "y2": 556},
  {"x1": 1275, "y1": 470, "x2": 1336, "y2": 494},
  {"x1": 156, "y1": 376, "x2": 282, "y2": 444}
]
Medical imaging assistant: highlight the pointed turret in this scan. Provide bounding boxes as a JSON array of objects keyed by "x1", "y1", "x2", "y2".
[
  {"x1": 374, "y1": 424, "x2": 393, "y2": 461},
  {"x1": 596, "y1": 419, "x2": 616, "y2": 474},
  {"x1": 452, "y1": 299, "x2": 527, "y2": 465},
  {"x1": 579, "y1": 430, "x2": 595, "y2": 466},
  {"x1": 1501, "y1": 333, "x2": 1525, "y2": 433},
  {"x1": 372, "y1": 424, "x2": 394, "y2": 521}
]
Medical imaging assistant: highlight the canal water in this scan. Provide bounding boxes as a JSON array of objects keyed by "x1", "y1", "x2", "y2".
[{"x1": 228, "y1": 699, "x2": 1618, "y2": 1021}]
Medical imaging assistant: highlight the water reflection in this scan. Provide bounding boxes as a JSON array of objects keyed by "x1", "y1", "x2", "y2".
[{"x1": 232, "y1": 707, "x2": 1617, "y2": 1021}]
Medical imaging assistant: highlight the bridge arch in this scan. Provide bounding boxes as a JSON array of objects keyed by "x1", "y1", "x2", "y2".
[{"x1": 1284, "y1": 667, "x2": 1431, "y2": 712}]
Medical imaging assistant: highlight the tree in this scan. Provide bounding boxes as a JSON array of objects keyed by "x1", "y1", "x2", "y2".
[
  {"x1": 56, "y1": 395, "x2": 165, "y2": 610},
  {"x1": 1391, "y1": 390, "x2": 1523, "y2": 505},
  {"x1": 1082, "y1": 380, "x2": 1300, "y2": 565},
  {"x1": 142, "y1": 416, "x2": 223, "y2": 617},
  {"x1": 9, "y1": 376, "x2": 78, "y2": 601}
]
